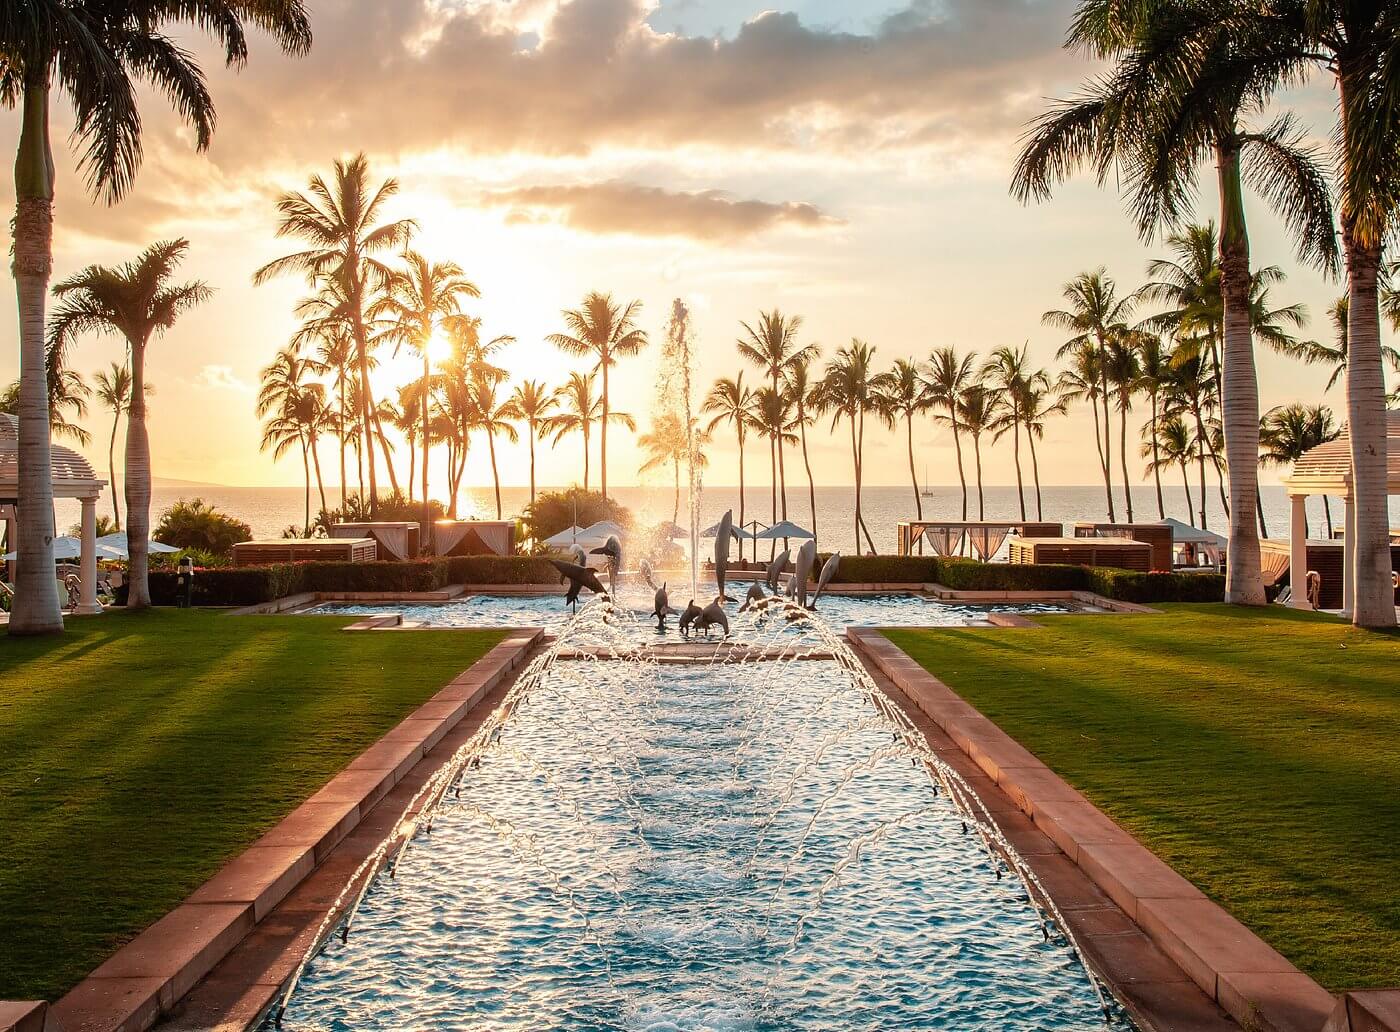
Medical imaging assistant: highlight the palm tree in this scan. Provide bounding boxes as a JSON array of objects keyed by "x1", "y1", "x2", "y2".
[
  {"x1": 258, "y1": 346, "x2": 328, "y2": 533},
  {"x1": 1018, "y1": 375, "x2": 1068, "y2": 521},
  {"x1": 703, "y1": 375, "x2": 755, "y2": 562},
  {"x1": 1277, "y1": 296, "x2": 1400, "y2": 394},
  {"x1": 1260, "y1": 403, "x2": 1341, "y2": 538},
  {"x1": 468, "y1": 374, "x2": 519, "y2": 520},
  {"x1": 638, "y1": 414, "x2": 710, "y2": 525},
  {"x1": 1104, "y1": 333, "x2": 1143, "y2": 521},
  {"x1": 1161, "y1": 345, "x2": 1218, "y2": 529},
  {"x1": 1055, "y1": 343, "x2": 1111, "y2": 517},
  {"x1": 389, "y1": 385, "x2": 421, "y2": 502},
  {"x1": 92, "y1": 363, "x2": 133, "y2": 528},
  {"x1": 1143, "y1": 415, "x2": 1197, "y2": 523},
  {"x1": 1012, "y1": 0, "x2": 1339, "y2": 607},
  {"x1": 505, "y1": 381, "x2": 559, "y2": 507},
  {"x1": 873, "y1": 358, "x2": 932, "y2": 521},
  {"x1": 292, "y1": 276, "x2": 363, "y2": 505},
  {"x1": 737, "y1": 310, "x2": 816, "y2": 527},
  {"x1": 376, "y1": 250, "x2": 479, "y2": 541},
  {"x1": 2, "y1": 1, "x2": 309, "y2": 634},
  {"x1": 784, "y1": 355, "x2": 822, "y2": 537},
  {"x1": 1134, "y1": 334, "x2": 1173, "y2": 519},
  {"x1": 815, "y1": 340, "x2": 879, "y2": 553},
  {"x1": 548, "y1": 371, "x2": 633, "y2": 493},
  {"x1": 954, "y1": 385, "x2": 997, "y2": 520},
  {"x1": 923, "y1": 347, "x2": 979, "y2": 519},
  {"x1": 254, "y1": 155, "x2": 417, "y2": 509},
  {"x1": 981, "y1": 345, "x2": 1037, "y2": 520},
  {"x1": 1, "y1": 368, "x2": 91, "y2": 447},
  {"x1": 547, "y1": 293, "x2": 647, "y2": 499},
  {"x1": 749, "y1": 386, "x2": 799, "y2": 554},
  {"x1": 1040, "y1": 271, "x2": 1137, "y2": 519},
  {"x1": 47, "y1": 239, "x2": 210, "y2": 609}
]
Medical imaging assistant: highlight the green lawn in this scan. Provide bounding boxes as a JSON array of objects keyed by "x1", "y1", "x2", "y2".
[
  {"x1": 884, "y1": 605, "x2": 1400, "y2": 991},
  {"x1": 0, "y1": 609, "x2": 505, "y2": 1001}
]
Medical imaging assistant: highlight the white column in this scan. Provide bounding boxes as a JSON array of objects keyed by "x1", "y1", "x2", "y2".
[
  {"x1": 1342, "y1": 495, "x2": 1356, "y2": 617},
  {"x1": 75, "y1": 496, "x2": 103, "y2": 615},
  {"x1": 1289, "y1": 494, "x2": 1311, "y2": 610}
]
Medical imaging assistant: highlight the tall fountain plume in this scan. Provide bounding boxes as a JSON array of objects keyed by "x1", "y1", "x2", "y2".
[{"x1": 655, "y1": 298, "x2": 702, "y2": 599}]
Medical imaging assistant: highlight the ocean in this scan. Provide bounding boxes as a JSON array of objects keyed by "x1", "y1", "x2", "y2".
[{"x1": 49, "y1": 478, "x2": 1398, "y2": 554}]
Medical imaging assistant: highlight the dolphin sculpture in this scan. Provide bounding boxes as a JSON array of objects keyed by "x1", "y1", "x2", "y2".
[
  {"x1": 811, "y1": 550, "x2": 841, "y2": 608},
  {"x1": 590, "y1": 535, "x2": 622, "y2": 596},
  {"x1": 713, "y1": 509, "x2": 736, "y2": 602},
  {"x1": 652, "y1": 582, "x2": 675, "y2": 630},
  {"x1": 739, "y1": 581, "x2": 767, "y2": 613},
  {"x1": 639, "y1": 557, "x2": 658, "y2": 591},
  {"x1": 697, "y1": 597, "x2": 730, "y2": 638},
  {"x1": 790, "y1": 539, "x2": 817, "y2": 608},
  {"x1": 765, "y1": 548, "x2": 791, "y2": 591},
  {"x1": 566, "y1": 543, "x2": 587, "y2": 566},
  {"x1": 679, "y1": 599, "x2": 702, "y2": 638},
  {"x1": 548, "y1": 558, "x2": 608, "y2": 610}
]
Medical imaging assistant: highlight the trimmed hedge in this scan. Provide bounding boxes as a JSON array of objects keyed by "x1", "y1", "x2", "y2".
[
  {"x1": 1084, "y1": 568, "x2": 1225, "y2": 604},
  {"x1": 816, "y1": 555, "x2": 939, "y2": 584},
  {"x1": 443, "y1": 555, "x2": 559, "y2": 585},
  {"x1": 934, "y1": 558, "x2": 1092, "y2": 592}
]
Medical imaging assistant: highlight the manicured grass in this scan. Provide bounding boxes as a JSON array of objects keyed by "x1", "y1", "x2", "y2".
[
  {"x1": 884, "y1": 605, "x2": 1400, "y2": 991},
  {"x1": 0, "y1": 609, "x2": 506, "y2": 1001}
]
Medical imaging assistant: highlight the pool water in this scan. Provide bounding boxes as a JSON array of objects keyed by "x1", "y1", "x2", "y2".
[{"x1": 269, "y1": 604, "x2": 1118, "y2": 1031}]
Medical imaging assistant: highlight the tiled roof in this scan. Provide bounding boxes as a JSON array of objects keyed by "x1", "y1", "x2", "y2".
[
  {"x1": 0, "y1": 412, "x2": 105, "y2": 498},
  {"x1": 1286, "y1": 411, "x2": 1400, "y2": 494}
]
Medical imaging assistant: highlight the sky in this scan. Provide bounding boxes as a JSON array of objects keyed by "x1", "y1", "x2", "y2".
[{"x1": 0, "y1": 0, "x2": 1368, "y2": 496}]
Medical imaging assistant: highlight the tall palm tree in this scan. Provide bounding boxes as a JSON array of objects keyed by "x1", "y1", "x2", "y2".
[
  {"x1": 815, "y1": 340, "x2": 879, "y2": 553},
  {"x1": 638, "y1": 414, "x2": 710, "y2": 525},
  {"x1": 784, "y1": 356, "x2": 821, "y2": 537},
  {"x1": 504, "y1": 380, "x2": 558, "y2": 507},
  {"x1": 1277, "y1": 295, "x2": 1400, "y2": 394},
  {"x1": 954, "y1": 385, "x2": 997, "y2": 520},
  {"x1": 1260, "y1": 403, "x2": 1342, "y2": 538},
  {"x1": 547, "y1": 370, "x2": 633, "y2": 493},
  {"x1": 258, "y1": 346, "x2": 328, "y2": 533},
  {"x1": 468, "y1": 374, "x2": 519, "y2": 520},
  {"x1": 254, "y1": 154, "x2": 416, "y2": 509},
  {"x1": 923, "y1": 347, "x2": 979, "y2": 519},
  {"x1": 376, "y1": 250, "x2": 479, "y2": 541},
  {"x1": 737, "y1": 310, "x2": 816, "y2": 527},
  {"x1": 1055, "y1": 343, "x2": 1111, "y2": 517},
  {"x1": 292, "y1": 276, "x2": 362, "y2": 505},
  {"x1": 1018, "y1": 375, "x2": 1068, "y2": 521},
  {"x1": 1040, "y1": 271, "x2": 1136, "y2": 519},
  {"x1": 703, "y1": 374, "x2": 755, "y2": 562},
  {"x1": 1134, "y1": 334, "x2": 1173, "y2": 518},
  {"x1": 1012, "y1": 0, "x2": 1338, "y2": 607},
  {"x1": 547, "y1": 293, "x2": 647, "y2": 499},
  {"x1": 1143, "y1": 415, "x2": 1197, "y2": 523},
  {"x1": 1161, "y1": 345, "x2": 1218, "y2": 528},
  {"x1": 749, "y1": 386, "x2": 799, "y2": 554},
  {"x1": 47, "y1": 239, "x2": 210, "y2": 608},
  {"x1": 873, "y1": 358, "x2": 932, "y2": 521},
  {"x1": 2, "y1": 1, "x2": 310, "y2": 634},
  {"x1": 389, "y1": 384, "x2": 421, "y2": 502},
  {"x1": 1104, "y1": 332, "x2": 1143, "y2": 521},
  {"x1": 982, "y1": 345, "x2": 1037, "y2": 520},
  {"x1": 92, "y1": 362, "x2": 133, "y2": 528}
]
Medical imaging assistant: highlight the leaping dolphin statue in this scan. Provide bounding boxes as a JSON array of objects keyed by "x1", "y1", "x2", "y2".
[
  {"x1": 639, "y1": 557, "x2": 658, "y2": 591},
  {"x1": 590, "y1": 535, "x2": 622, "y2": 596},
  {"x1": 652, "y1": 582, "x2": 674, "y2": 630},
  {"x1": 790, "y1": 539, "x2": 817, "y2": 608},
  {"x1": 548, "y1": 558, "x2": 609, "y2": 610},
  {"x1": 697, "y1": 597, "x2": 730, "y2": 638},
  {"x1": 740, "y1": 581, "x2": 767, "y2": 612},
  {"x1": 679, "y1": 599, "x2": 702, "y2": 638},
  {"x1": 811, "y1": 550, "x2": 841, "y2": 608},
  {"x1": 765, "y1": 548, "x2": 791, "y2": 591},
  {"x1": 713, "y1": 509, "x2": 736, "y2": 602},
  {"x1": 566, "y1": 543, "x2": 587, "y2": 566}
]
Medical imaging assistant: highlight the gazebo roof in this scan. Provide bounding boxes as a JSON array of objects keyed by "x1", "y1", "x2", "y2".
[
  {"x1": 1284, "y1": 411, "x2": 1400, "y2": 497},
  {"x1": 0, "y1": 413, "x2": 106, "y2": 501}
]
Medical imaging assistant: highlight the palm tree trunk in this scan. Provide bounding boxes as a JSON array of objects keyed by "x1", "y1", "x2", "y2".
[
  {"x1": 1340, "y1": 220, "x2": 1396, "y2": 626},
  {"x1": 337, "y1": 368, "x2": 348, "y2": 506},
  {"x1": 600, "y1": 357, "x2": 610, "y2": 499},
  {"x1": 528, "y1": 423, "x2": 537, "y2": 505},
  {"x1": 1323, "y1": 496, "x2": 1333, "y2": 538},
  {"x1": 1011, "y1": 408, "x2": 1026, "y2": 520},
  {"x1": 1255, "y1": 493, "x2": 1269, "y2": 539},
  {"x1": 9, "y1": 78, "x2": 64, "y2": 634},
  {"x1": 108, "y1": 409, "x2": 122, "y2": 529},
  {"x1": 125, "y1": 343, "x2": 154, "y2": 608},
  {"x1": 311, "y1": 433, "x2": 327, "y2": 516},
  {"x1": 856, "y1": 408, "x2": 876, "y2": 554},
  {"x1": 1087, "y1": 394, "x2": 1111, "y2": 520},
  {"x1": 1216, "y1": 141, "x2": 1264, "y2": 605},
  {"x1": 798, "y1": 406, "x2": 817, "y2": 538},
  {"x1": 1149, "y1": 392, "x2": 1165, "y2": 519},
  {"x1": 354, "y1": 342, "x2": 379, "y2": 511},
  {"x1": 487, "y1": 431, "x2": 502, "y2": 519},
  {"x1": 1028, "y1": 432, "x2": 1044, "y2": 521},
  {"x1": 949, "y1": 408, "x2": 969, "y2": 520},
  {"x1": 973, "y1": 435, "x2": 986, "y2": 520},
  {"x1": 406, "y1": 431, "x2": 415, "y2": 503},
  {"x1": 300, "y1": 437, "x2": 311, "y2": 532},
  {"x1": 848, "y1": 414, "x2": 860, "y2": 552},
  {"x1": 1118, "y1": 393, "x2": 1133, "y2": 522},
  {"x1": 582, "y1": 423, "x2": 591, "y2": 492},
  {"x1": 1180, "y1": 463, "x2": 1194, "y2": 525},
  {"x1": 421, "y1": 354, "x2": 432, "y2": 551},
  {"x1": 1099, "y1": 357, "x2": 1117, "y2": 522},
  {"x1": 671, "y1": 456, "x2": 680, "y2": 526},
  {"x1": 1192, "y1": 406, "x2": 1210, "y2": 530},
  {"x1": 737, "y1": 428, "x2": 747, "y2": 564},
  {"x1": 769, "y1": 433, "x2": 777, "y2": 560},
  {"x1": 906, "y1": 413, "x2": 922, "y2": 520}
]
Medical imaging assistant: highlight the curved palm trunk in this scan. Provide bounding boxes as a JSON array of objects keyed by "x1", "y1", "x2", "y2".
[
  {"x1": 600, "y1": 358, "x2": 610, "y2": 499},
  {"x1": 300, "y1": 437, "x2": 311, "y2": 532},
  {"x1": 1192, "y1": 405, "x2": 1210, "y2": 530},
  {"x1": 905, "y1": 413, "x2": 922, "y2": 520},
  {"x1": 9, "y1": 79, "x2": 63, "y2": 634},
  {"x1": 1086, "y1": 395, "x2": 1110, "y2": 520},
  {"x1": 337, "y1": 369, "x2": 348, "y2": 506},
  {"x1": 406, "y1": 433, "x2": 415, "y2": 503},
  {"x1": 737, "y1": 428, "x2": 747, "y2": 564},
  {"x1": 1341, "y1": 223, "x2": 1396, "y2": 626},
  {"x1": 487, "y1": 431, "x2": 502, "y2": 519},
  {"x1": 1255, "y1": 494, "x2": 1269, "y2": 539},
  {"x1": 847, "y1": 414, "x2": 860, "y2": 552},
  {"x1": 798, "y1": 407, "x2": 817, "y2": 538},
  {"x1": 354, "y1": 342, "x2": 379, "y2": 510},
  {"x1": 1323, "y1": 496, "x2": 1334, "y2": 538},
  {"x1": 1180, "y1": 463, "x2": 1194, "y2": 525},
  {"x1": 582, "y1": 422, "x2": 591, "y2": 492},
  {"x1": 972, "y1": 434, "x2": 986, "y2": 520},
  {"x1": 949, "y1": 407, "x2": 968, "y2": 520},
  {"x1": 528, "y1": 422, "x2": 537, "y2": 505},
  {"x1": 125, "y1": 343, "x2": 154, "y2": 608},
  {"x1": 1099, "y1": 356, "x2": 1117, "y2": 522},
  {"x1": 856, "y1": 407, "x2": 876, "y2": 553},
  {"x1": 1149, "y1": 392, "x2": 1165, "y2": 519},
  {"x1": 671, "y1": 456, "x2": 680, "y2": 525},
  {"x1": 1010, "y1": 408, "x2": 1026, "y2": 521},
  {"x1": 311, "y1": 433, "x2": 327, "y2": 516},
  {"x1": 1027, "y1": 432, "x2": 1044, "y2": 521},
  {"x1": 108, "y1": 408, "x2": 122, "y2": 529},
  {"x1": 1216, "y1": 142, "x2": 1264, "y2": 605},
  {"x1": 422, "y1": 354, "x2": 432, "y2": 549},
  {"x1": 1118, "y1": 394, "x2": 1133, "y2": 522},
  {"x1": 769, "y1": 434, "x2": 778, "y2": 560}
]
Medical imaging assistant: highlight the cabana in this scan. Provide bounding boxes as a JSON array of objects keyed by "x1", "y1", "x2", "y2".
[
  {"x1": 1073, "y1": 522, "x2": 1175, "y2": 571},
  {"x1": 433, "y1": 519, "x2": 515, "y2": 557},
  {"x1": 897, "y1": 520, "x2": 1062, "y2": 559},
  {"x1": 331, "y1": 521, "x2": 420, "y2": 560},
  {"x1": 0, "y1": 413, "x2": 107, "y2": 614},
  {"x1": 1156, "y1": 518, "x2": 1226, "y2": 570},
  {"x1": 1282, "y1": 412, "x2": 1400, "y2": 613}
]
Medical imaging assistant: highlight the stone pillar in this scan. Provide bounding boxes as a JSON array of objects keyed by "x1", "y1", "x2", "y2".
[
  {"x1": 1342, "y1": 495, "x2": 1356, "y2": 617},
  {"x1": 75, "y1": 495, "x2": 103, "y2": 615},
  {"x1": 1289, "y1": 494, "x2": 1311, "y2": 610}
]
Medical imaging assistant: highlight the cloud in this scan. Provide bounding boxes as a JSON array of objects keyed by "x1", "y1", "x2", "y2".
[
  {"x1": 482, "y1": 180, "x2": 839, "y2": 240},
  {"x1": 193, "y1": 365, "x2": 253, "y2": 393}
]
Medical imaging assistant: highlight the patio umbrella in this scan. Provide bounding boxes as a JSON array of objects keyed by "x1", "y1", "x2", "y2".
[
  {"x1": 753, "y1": 520, "x2": 814, "y2": 541},
  {"x1": 4, "y1": 537, "x2": 125, "y2": 561},
  {"x1": 652, "y1": 521, "x2": 689, "y2": 539},
  {"x1": 579, "y1": 520, "x2": 627, "y2": 540},
  {"x1": 95, "y1": 532, "x2": 180, "y2": 557},
  {"x1": 700, "y1": 521, "x2": 755, "y2": 539},
  {"x1": 542, "y1": 525, "x2": 588, "y2": 548}
]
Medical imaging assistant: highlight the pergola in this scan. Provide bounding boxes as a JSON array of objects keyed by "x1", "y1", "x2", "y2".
[
  {"x1": 0, "y1": 414, "x2": 107, "y2": 615},
  {"x1": 1282, "y1": 411, "x2": 1400, "y2": 613}
]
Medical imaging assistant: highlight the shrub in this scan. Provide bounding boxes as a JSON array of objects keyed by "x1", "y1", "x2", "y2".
[
  {"x1": 137, "y1": 564, "x2": 304, "y2": 607},
  {"x1": 522, "y1": 488, "x2": 631, "y2": 543},
  {"x1": 815, "y1": 554, "x2": 939, "y2": 584},
  {"x1": 298, "y1": 560, "x2": 444, "y2": 594},
  {"x1": 444, "y1": 555, "x2": 559, "y2": 585},
  {"x1": 313, "y1": 491, "x2": 446, "y2": 537},
  {"x1": 934, "y1": 558, "x2": 1092, "y2": 592},
  {"x1": 1085, "y1": 568, "x2": 1225, "y2": 603},
  {"x1": 155, "y1": 499, "x2": 252, "y2": 556}
]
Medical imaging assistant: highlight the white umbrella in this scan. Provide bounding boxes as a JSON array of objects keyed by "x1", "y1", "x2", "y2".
[
  {"x1": 542, "y1": 525, "x2": 588, "y2": 547},
  {"x1": 95, "y1": 532, "x2": 180, "y2": 557},
  {"x1": 753, "y1": 520, "x2": 814, "y2": 540},
  {"x1": 579, "y1": 520, "x2": 626, "y2": 539},
  {"x1": 701, "y1": 521, "x2": 758, "y2": 539},
  {"x1": 4, "y1": 537, "x2": 125, "y2": 561}
]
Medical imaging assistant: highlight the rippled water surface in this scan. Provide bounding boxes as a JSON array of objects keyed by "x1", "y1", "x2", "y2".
[{"x1": 270, "y1": 602, "x2": 1115, "y2": 1031}]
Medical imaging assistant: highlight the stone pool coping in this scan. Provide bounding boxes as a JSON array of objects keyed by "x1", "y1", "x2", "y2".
[
  {"x1": 11, "y1": 631, "x2": 543, "y2": 1032},
  {"x1": 846, "y1": 627, "x2": 1356, "y2": 1032}
]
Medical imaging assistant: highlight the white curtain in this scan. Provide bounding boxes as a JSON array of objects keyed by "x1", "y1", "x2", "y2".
[
  {"x1": 923, "y1": 526, "x2": 965, "y2": 557},
  {"x1": 968, "y1": 526, "x2": 1010, "y2": 561}
]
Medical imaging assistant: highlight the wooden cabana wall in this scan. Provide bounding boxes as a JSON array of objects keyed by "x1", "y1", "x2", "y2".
[
  {"x1": 1008, "y1": 536, "x2": 1152, "y2": 572},
  {"x1": 1073, "y1": 522, "x2": 1174, "y2": 572}
]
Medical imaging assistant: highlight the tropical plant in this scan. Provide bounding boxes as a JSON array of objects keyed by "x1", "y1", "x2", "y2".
[
  {"x1": 258, "y1": 345, "x2": 329, "y2": 532},
  {"x1": 468, "y1": 374, "x2": 520, "y2": 520},
  {"x1": 638, "y1": 413, "x2": 709, "y2": 525},
  {"x1": 505, "y1": 380, "x2": 559, "y2": 507},
  {"x1": 814, "y1": 340, "x2": 879, "y2": 553},
  {"x1": 1103, "y1": 332, "x2": 1143, "y2": 521},
  {"x1": 154, "y1": 498, "x2": 252, "y2": 557},
  {"x1": 953, "y1": 384, "x2": 998, "y2": 520},
  {"x1": 873, "y1": 358, "x2": 932, "y2": 520},
  {"x1": 92, "y1": 363, "x2": 131, "y2": 527},
  {"x1": 748, "y1": 385, "x2": 800, "y2": 552},
  {"x1": 293, "y1": 275, "x2": 363, "y2": 505},
  {"x1": 3, "y1": 364, "x2": 91, "y2": 446},
  {"x1": 547, "y1": 370, "x2": 633, "y2": 493},
  {"x1": 737, "y1": 310, "x2": 816, "y2": 528},
  {"x1": 1133, "y1": 334, "x2": 1173, "y2": 519},
  {"x1": 46, "y1": 239, "x2": 211, "y2": 608},
  {"x1": 1143, "y1": 415, "x2": 1197, "y2": 523},
  {"x1": 981, "y1": 344, "x2": 1039, "y2": 520},
  {"x1": 1259, "y1": 403, "x2": 1341, "y2": 537},
  {"x1": 923, "y1": 347, "x2": 979, "y2": 519},
  {"x1": 1276, "y1": 295, "x2": 1400, "y2": 395},
  {"x1": 1, "y1": 0, "x2": 310, "y2": 634},
  {"x1": 1017, "y1": 374, "x2": 1068, "y2": 521},
  {"x1": 702, "y1": 374, "x2": 755, "y2": 561},
  {"x1": 522, "y1": 488, "x2": 631, "y2": 544},
  {"x1": 784, "y1": 356, "x2": 822, "y2": 536},
  {"x1": 254, "y1": 154, "x2": 416, "y2": 508},
  {"x1": 547, "y1": 292, "x2": 647, "y2": 499},
  {"x1": 67, "y1": 514, "x2": 118, "y2": 538}
]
